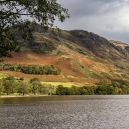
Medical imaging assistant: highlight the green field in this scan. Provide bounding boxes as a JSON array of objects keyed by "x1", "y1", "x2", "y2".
[
  {"x1": 41, "y1": 82, "x2": 78, "y2": 87},
  {"x1": 0, "y1": 73, "x2": 7, "y2": 79}
]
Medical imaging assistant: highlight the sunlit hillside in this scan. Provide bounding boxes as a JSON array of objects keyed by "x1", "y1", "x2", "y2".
[{"x1": 1, "y1": 24, "x2": 129, "y2": 86}]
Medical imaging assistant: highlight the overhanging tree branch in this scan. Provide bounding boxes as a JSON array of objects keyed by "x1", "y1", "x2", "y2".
[{"x1": 0, "y1": 0, "x2": 70, "y2": 58}]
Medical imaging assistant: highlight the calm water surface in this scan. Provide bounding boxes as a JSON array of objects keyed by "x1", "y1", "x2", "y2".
[{"x1": 0, "y1": 95, "x2": 129, "y2": 129}]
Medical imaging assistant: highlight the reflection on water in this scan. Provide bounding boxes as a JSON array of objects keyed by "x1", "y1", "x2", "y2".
[{"x1": 0, "y1": 95, "x2": 129, "y2": 129}]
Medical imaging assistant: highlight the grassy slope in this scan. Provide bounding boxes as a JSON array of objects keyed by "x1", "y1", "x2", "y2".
[{"x1": 1, "y1": 29, "x2": 129, "y2": 85}]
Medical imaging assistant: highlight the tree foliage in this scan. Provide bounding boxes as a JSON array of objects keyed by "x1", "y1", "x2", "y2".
[
  {"x1": 55, "y1": 80, "x2": 129, "y2": 95},
  {"x1": 2, "y1": 75, "x2": 16, "y2": 95},
  {"x1": 0, "y1": 0, "x2": 70, "y2": 57},
  {"x1": 0, "y1": 63, "x2": 61, "y2": 75},
  {"x1": 18, "y1": 80, "x2": 30, "y2": 96},
  {"x1": 1, "y1": 76, "x2": 129, "y2": 96}
]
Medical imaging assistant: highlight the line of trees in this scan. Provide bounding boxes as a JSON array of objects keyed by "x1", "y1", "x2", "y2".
[
  {"x1": 0, "y1": 76, "x2": 55, "y2": 96},
  {"x1": 1, "y1": 76, "x2": 129, "y2": 96},
  {"x1": 56, "y1": 80, "x2": 129, "y2": 95},
  {"x1": 0, "y1": 63, "x2": 61, "y2": 75}
]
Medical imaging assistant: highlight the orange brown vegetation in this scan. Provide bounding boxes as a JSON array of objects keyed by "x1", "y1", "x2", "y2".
[{"x1": 0, "y1": 50, "x2": 112, "y2": 85}]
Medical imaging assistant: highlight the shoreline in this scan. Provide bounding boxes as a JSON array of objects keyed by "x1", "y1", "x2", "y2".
[{"x1": 0, "y1": 94, "x2": 49, "y2": 98}]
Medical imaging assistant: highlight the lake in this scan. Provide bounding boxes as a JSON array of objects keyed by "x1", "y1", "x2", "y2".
[{"x1": 0, "y1": 95, "x2": 129, "y2": 129}]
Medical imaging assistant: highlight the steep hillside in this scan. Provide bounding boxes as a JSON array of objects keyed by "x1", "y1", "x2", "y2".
[{"x1": 1, "y1": 24, "x2": 129, "y2": 85}]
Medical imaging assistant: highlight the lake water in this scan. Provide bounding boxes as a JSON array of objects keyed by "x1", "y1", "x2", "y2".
[{"x1": 0, "y1": 95, "x2": 129, "y2": 129}]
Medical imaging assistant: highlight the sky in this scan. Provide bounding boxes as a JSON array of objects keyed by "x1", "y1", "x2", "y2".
[{"x1": 55, "y1": 0, "x2": 129, "y2": 43}]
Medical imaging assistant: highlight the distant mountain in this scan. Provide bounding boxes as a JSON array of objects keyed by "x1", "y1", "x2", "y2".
[{"x1": 1, "y1": 24, "x2": 129, "y2": 85}]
